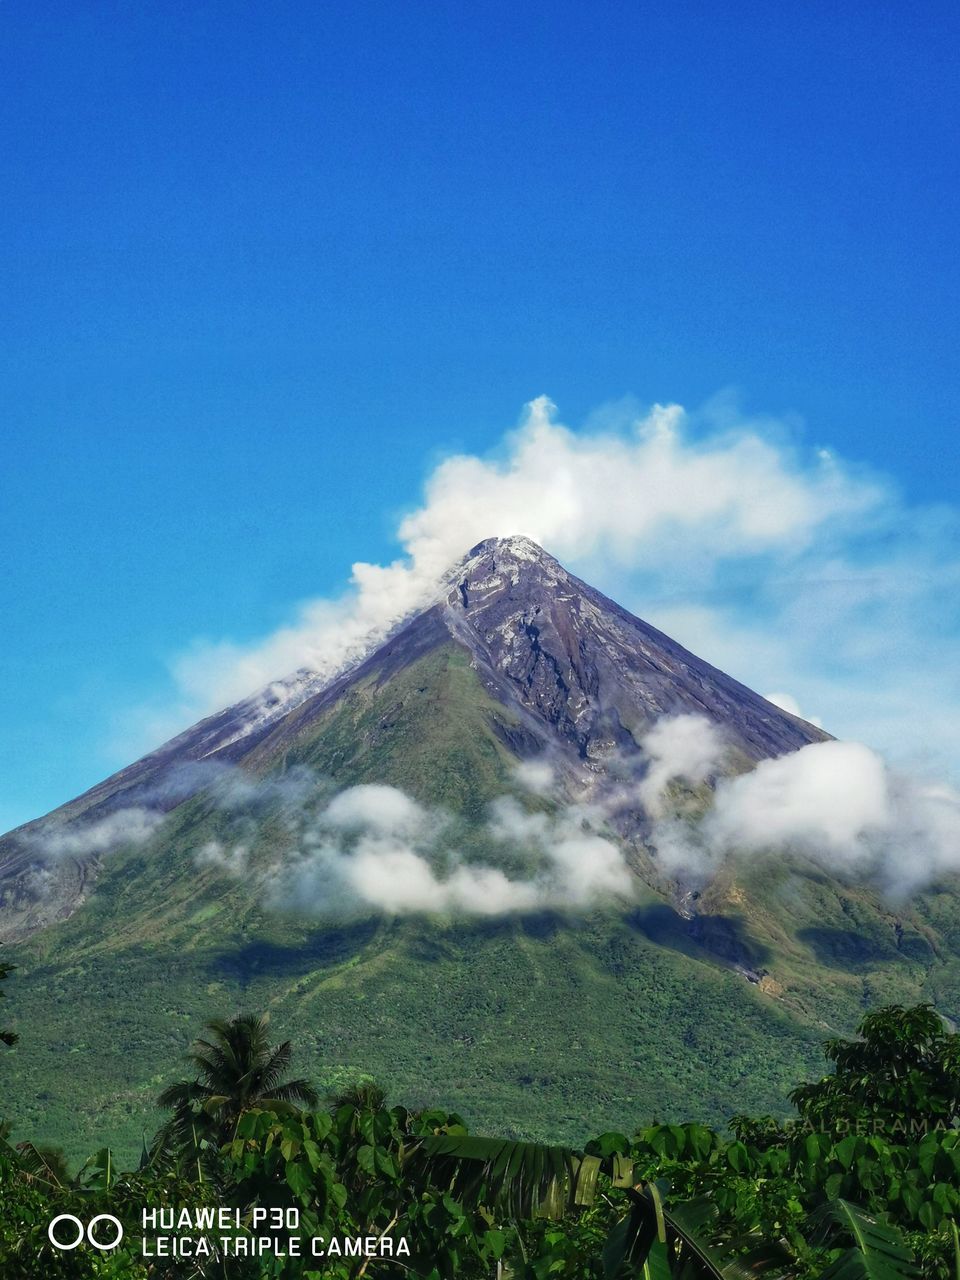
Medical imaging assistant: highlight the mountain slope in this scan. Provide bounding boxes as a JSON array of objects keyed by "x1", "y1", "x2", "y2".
[
  {"x1": 0, "y1": 536, "x2": 956, "y2": 1163},
  {"x1": 0, "y1": 537, "x2": 828, "y2": 936}
]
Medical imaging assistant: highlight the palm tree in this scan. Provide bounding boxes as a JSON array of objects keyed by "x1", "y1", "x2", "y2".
[{"x1": 157, "y1": 1012, "x2": 319, "y2": 1149}]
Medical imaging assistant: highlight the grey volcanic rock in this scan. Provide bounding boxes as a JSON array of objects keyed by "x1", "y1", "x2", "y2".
[
  {"x1": 442, "y1": 537, "x2": 828, "y2": 763},
  {"x1": 0, "y1": 536, "x2": 828, "y2": 936}
]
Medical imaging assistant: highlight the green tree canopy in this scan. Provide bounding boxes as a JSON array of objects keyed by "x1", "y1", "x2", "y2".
[
  {"x1": 157, "y1": 1011, "x2": 319, "y2": 1148},
  {"x1": 789, "y1": 1003, "x2": 960, "y2": 1135}
]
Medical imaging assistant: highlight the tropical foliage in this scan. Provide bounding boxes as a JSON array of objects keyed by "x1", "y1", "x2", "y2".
[
  {"x1": 1, "y1": 1003, "x2": 958, "y2": 1279},
  {"x1": 155, "y1": 1012, "x2": 320, "y2": 1151}
]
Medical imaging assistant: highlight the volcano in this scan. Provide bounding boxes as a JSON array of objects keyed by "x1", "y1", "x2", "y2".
[{"x1": 0, "y1": 537, "x2": 955, "y2": 1161}]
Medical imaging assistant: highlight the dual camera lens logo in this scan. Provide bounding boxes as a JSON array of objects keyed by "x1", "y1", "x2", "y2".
[{"x1": 47, "y1": 1213, "x2": 124, "y2": 1251}]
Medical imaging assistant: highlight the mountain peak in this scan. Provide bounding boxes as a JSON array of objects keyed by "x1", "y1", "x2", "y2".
[
  {"x1": 446, "y1": 535, "x2": 566, "y2": 602},
  {"x1": 428, "y1": 536, "x2": 829, "y2": 769},
  {"x1": 463, "y1": 534, "x2": 551, "y2": 561},
  {"x1": 455, "y1": 535, "x2": 561, "y2": 577}
]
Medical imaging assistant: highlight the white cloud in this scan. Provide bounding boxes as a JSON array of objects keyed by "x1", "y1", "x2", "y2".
[
  {"x1": 486, "y1": 795, "x2": 552, "y2": 845},
  {"x1": 513, "y1": 759, "x2": 556, "y2": 797},
  {"x1": 27, "y1": 807, "x2": 165, "y2": 859},
  {"x1": 338, "y1": 839, "x2": 544, "y2": 916},
  {"x1": 395, "y1": 399, "x2": 879, "y2": 572},
  {"x1": 645, "y1": 532, "x2": 960, "y2": 778},
  {"x1": 637, "y1": 715, "x2": 726, "y2": 817},
  {"x1": 201, "y1": 736, "x2": 959, "y2": 916},
  {"x1": 645, "y1": 737, "x2": 960, "y2": 895},
  {"x1": 134, "y1": 395, "x2": 910, "y2": 753},
  {"x1": 207, "y1": 782, "x2": 635, "y2": 918},
  {"x1": 16, "y1": 772, "x2": 627, "y2": 918},
  {"x1": 323, "y1": 784, "x2": 433, "y2": 839},
  {"x1": 763, "y1": 692, "x2": 823, "y2": 729},
  {"x1": 486, "y1": 794, "x2": 634, "y2": 904},
  {"x1": 195, "y1": 839, "x2": 249, "y2": 875},
  {"x1": 540, "y1": 829, "x2": 634, "y2": 904},
  {"x1": 708, "y1": 741, "x2": 890, "y2": 858}
]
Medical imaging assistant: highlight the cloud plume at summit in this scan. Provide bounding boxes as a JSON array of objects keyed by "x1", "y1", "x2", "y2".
[{"x1": 145, "y1": 396, "x2": 959, "y2": 779}]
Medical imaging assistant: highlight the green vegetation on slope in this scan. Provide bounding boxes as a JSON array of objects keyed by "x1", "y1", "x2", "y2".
[
  {"x1": 2, "y1": 644, "x2": 959, "y2": 1167},
  {"x1": 1, "y1": 905, "x2": 830, "y2": 1165}
]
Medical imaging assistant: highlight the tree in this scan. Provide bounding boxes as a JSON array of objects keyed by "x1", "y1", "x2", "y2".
[
  {"x1": 157, "y1": 1012, "x2": 319, "y2": 1148},
  {"x1": 789, "y1": 1003, "x2": 960, "y2": 1136}
]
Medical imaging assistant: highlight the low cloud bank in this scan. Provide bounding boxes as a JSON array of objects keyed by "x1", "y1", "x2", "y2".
[
  {"x1": 225, "y1": 781, "x2": 635, "y2": 918},
  {"x1": 17, "y1": 761, "x2": 318, "y2": 868},
  {"x1": 710, "y1": 741, "x2": 960, "y2": 894},
  {"x1": 22, "y1": 714, "x2": 960, "y2": 914},
  {"x1": 192, "y1": 717, "x2": 960, "y2": 916},
  {"x1": 637, "y1": 714, "x2": 725, "y2": 817},
  {"x1": 642, "y1": 716, "x2": 960, "y2": 895},
  {"x1": 24, "y1": 807, "x2": 166, "y2": 860}
]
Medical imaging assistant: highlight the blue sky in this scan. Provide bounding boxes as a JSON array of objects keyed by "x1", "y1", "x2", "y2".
[{"x1": 2, "y1": 1, "x2": 959, "y2": 831}]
